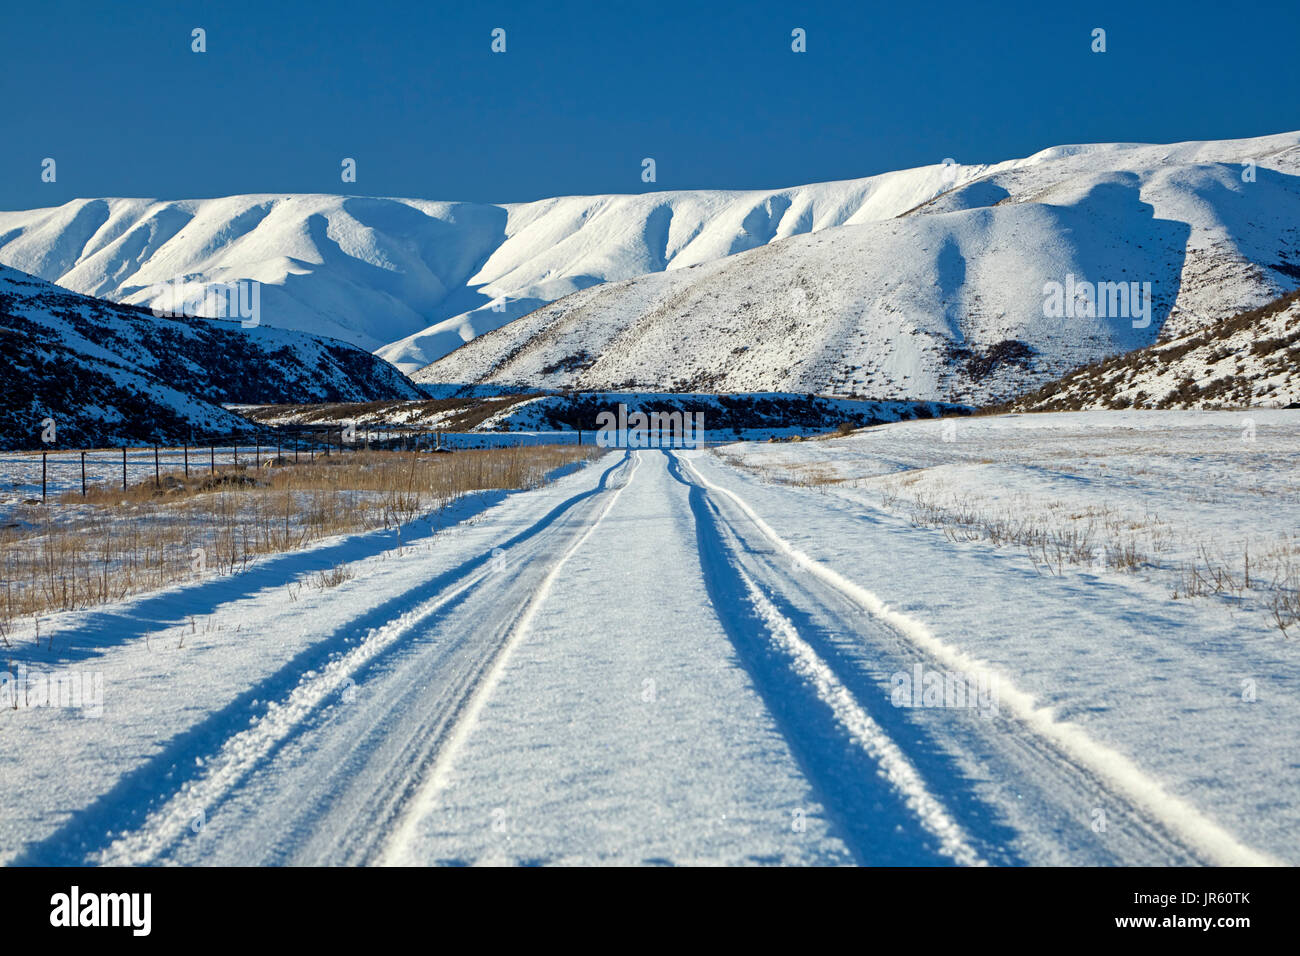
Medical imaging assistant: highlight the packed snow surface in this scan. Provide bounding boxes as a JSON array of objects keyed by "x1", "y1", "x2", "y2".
[{"x1": 1, "y1": 410, "x2": 1295, "y2": 865}]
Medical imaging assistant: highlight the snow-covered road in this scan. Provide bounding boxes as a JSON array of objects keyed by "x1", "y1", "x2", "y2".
[{"x1": 1, "y1": 443, "x2": 1288, "y2": 866}]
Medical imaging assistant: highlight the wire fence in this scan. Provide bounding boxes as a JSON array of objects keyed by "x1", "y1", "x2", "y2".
[
  {"x1": 4, "y1": 425, "x2": 601, "y2": 503},
  {"x1": 5, "y1": 417, "x2": 728, "y2": 503}
]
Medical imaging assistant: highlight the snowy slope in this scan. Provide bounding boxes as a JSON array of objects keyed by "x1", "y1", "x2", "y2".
[
  {"x1": 6, "y1": 131, "x2": 1296, "y2": 383},
  {"x1": 1004, "y1": 290, "x2": 1300, "y2": 411},
  {"x1": 0, "y1": 177, "x2": 993, "y2": 359},
  {"x1": 415, "y1": 132, "x2": 1300, "y2": 403},
  {"x1": 0, "y1": 265, "x2": 422, "y2": 449}
]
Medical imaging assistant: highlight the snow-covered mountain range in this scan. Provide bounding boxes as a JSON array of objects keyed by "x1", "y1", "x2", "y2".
[
  {"x1": 0, "y1": 170, "x2": 1009, "y2": 363},
  {"x1": 415, "y1": 132, "x2": 1300, "y2": 403},
  {"x1": 0, "y1": 265, "x2": 421, "y2": 449},
  {"x1": 2, "y1": 131, "x2": 1297, "y2": 404}
]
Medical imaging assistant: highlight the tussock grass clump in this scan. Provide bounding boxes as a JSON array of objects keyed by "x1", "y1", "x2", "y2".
[{"x1": 312, "y1": 563, "x2": 355, "y2": 590}]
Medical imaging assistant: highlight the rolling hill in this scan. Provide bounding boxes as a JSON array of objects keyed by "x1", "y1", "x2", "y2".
[
  {"x1": 413, "y1": 133, "x2": 1300, "y2": 403},
  {"x1": 3, "y1": 131, "x2": 1297, "y2": 405},
  {"x1": 0, "y1": 265, "x2": 421, "y2": 449},
  {"x1": 0, "y1": 171, "x2": 1006, "y2": 364}
]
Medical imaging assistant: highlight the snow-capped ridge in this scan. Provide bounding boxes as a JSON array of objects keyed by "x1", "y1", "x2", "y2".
[
  {"x1": 413, "y1": 131, "x2": 1300, "y2": 403},
  {"x1": 3, "y1": 130, "x2": 1297, "y2": 390}
]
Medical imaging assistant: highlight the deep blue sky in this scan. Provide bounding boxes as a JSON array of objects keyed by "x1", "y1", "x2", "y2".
[{"x1": 3, "y1": 0, "x2": 1297, "y2": 210}]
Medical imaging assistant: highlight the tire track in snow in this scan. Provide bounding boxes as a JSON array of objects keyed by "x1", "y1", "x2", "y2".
[
  {"x1": 96, "y1": 453, "x2": 633, "y2": 865},
  {"x1": 681, "y1": 453, "x2": 1281, "y2": 868},
  {"x1": 379, "y1": 451, "x2": 644, "y2": 865},
  {"x1": 97, "y1": 545, "x2": 505, "y2": 864},
  {"x1": 669, "y1": 452, "x2": 980, "y2": 865},
  {"x1": 731, "y1": 557, "x2": 983, "y2": 865}
]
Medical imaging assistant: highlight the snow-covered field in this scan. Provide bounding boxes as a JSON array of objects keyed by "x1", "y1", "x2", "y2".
[
  {"x1": 236, "y1": 390, "x2": 967, "y2": 439},
  {"x1": 1, "y1": 410, "x2": 1295, "y2": 865},
  {"x1": 722, "y1": 408, "x2": 1300, "y2": 630}
]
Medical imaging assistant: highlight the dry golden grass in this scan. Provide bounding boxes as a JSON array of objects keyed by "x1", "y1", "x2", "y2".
[
  {"x1": 710, "y1": 449, "x2": 846, "y2": 489},
  {"x1": 0, "y1": 444, "x2": 603, "y2": 638}
]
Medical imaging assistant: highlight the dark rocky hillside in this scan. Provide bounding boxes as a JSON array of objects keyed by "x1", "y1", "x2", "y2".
[{"x1": 0, "y1": 265, "x2": 423, "y2": 449}]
